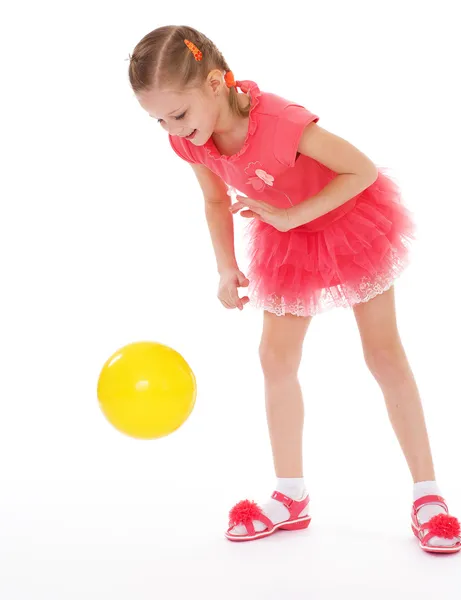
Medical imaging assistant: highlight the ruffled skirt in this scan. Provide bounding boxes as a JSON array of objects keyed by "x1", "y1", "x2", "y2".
[{"x1": 244, "y1": 169, "x2": 416, "y2": 317}]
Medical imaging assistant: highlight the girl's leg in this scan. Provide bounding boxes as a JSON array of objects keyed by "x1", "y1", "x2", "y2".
[
  {"x1": 259, "y1": 310, "x2": 312, "y2": 477},
  {"x1": 352, "y1": 286, "x2": 435, "y2": 483},
  {"x1": 228, "y1": 310, "x2": 312, "y2": 536},
  {"x1": 353, "y1": 286, "x2": 460, "y2": 548}
]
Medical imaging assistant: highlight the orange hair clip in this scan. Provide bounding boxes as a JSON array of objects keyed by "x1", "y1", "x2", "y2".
[
  {"x1": 224, "y1": 70, "x2": 237, "y2": 88},
  {"x1": 184, "y1": 39, "x2": 203, "y2": 61}
]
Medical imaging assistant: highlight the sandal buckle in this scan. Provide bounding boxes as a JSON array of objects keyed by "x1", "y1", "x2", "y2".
[{"x1": 272, "y1": 491, "x2": 294, "y2": 507}]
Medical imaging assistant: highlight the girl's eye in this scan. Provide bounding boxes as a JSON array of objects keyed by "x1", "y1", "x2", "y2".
[{"x1": 157, "y1": 111, "x2": 186, "y2": 124}]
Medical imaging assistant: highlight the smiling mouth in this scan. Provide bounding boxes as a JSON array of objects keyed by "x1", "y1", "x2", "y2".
[{"x1": 185, "y1": 129, "x2": 197, "y2": 140}]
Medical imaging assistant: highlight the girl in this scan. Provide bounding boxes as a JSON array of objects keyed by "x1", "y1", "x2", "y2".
[{"x1": 128, "y1": 25, "x2": 460, "y2": 552}]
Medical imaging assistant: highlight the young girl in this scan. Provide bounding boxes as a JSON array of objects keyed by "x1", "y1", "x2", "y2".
[{"x1": 128, "y1": 25, "x2": 460, "y2": 552}]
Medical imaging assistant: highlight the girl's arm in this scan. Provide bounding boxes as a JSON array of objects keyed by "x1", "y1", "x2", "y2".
[
  {"x1": 290, "y1": 123, "x2": 378, "y2": 228},
  {"x1": 190, "y1": 163, "x2": 239, "y2": 274}
]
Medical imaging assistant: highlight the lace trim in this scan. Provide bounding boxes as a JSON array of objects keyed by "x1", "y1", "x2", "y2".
[
  {"x1": 248, "y1": 246, "x2": 412, "y2": 317},
  {"x1": 204, "y1": 80, "x2": 261, "y2": 162}
]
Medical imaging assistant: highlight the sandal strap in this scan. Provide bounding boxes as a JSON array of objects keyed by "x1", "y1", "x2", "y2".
[
  {"x1": 245, "y1": 519, "x2": 255, "y2": 536},
  {"x1": 420, "y1": 527, "x2": 461, "y2": 547},
  {"x1": 412, "y1": 495, "x2": 461, "y2": 546},
  {"x1": 271, "y1": 490, "x2": 309, "y2": 519},
  {"x1": 228, "y1": 501, "x2": 274, "y2": 536},
  {"x1": 255, "y1": 512, "x2": 274, "y2": 531},
  {"x1": 241, "y1": 512, "x2": 274, "y2": 536},
  {"x1": 413, "y1": 494, "x2": 448, "y2": 516}
]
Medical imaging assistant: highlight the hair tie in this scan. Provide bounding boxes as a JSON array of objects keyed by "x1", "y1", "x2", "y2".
[
  {"x1": 184, "y1": 39, "x2": 203, "y2": 61},
  {"x1": 224, "y1": 71, "x2": 237, "y2": 88}
]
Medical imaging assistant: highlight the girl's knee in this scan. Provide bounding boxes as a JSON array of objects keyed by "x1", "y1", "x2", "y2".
[
  {"x1": 364, "y1": 343, "x2": 408, "y2": 382},
  {"x1": 259, "y1": 343, "x2": 301, "y2": 379}
]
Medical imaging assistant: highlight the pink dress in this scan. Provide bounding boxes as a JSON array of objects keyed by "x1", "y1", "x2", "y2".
[{"x1": 169, "y1": 80, "x2": 416, "y2": 317}]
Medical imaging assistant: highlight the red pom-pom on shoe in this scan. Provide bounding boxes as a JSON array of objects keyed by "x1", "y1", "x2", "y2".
[
  {"x1": 427, "y1": 514, "x2": 461, "y2": 539},
  {"x1": 229, "y1": 500, "x2": 263, "y2": 527}
]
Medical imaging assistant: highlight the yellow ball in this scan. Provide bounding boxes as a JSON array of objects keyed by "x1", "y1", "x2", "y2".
[{"x1": 97, "y1": 341, "x2": 196, "y2": 439}]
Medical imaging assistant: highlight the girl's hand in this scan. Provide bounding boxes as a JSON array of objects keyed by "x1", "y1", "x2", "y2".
[
  {"x1": 230, "y1": 195, "x2": 293, "y2": 232},
  {"x1": 218, "y1": 268, "x2": 250, "y2": 311}
]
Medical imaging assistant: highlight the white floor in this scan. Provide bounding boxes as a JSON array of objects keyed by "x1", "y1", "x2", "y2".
[{"x1": 2, "y1": 480, "x2": 460, "y2": 599}]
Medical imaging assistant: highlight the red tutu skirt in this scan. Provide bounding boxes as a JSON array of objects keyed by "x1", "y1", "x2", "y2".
[{"x1": 244, "y1": 169, "x2": 416, "y2": 317}]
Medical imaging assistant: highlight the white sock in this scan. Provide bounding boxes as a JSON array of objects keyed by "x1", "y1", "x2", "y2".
[
  {"x1": 229, "y1": 478, "x2": 309, "y2": 536},
  {"x1": 413, "y1": 480, "x2": 460, "y2": 547}
]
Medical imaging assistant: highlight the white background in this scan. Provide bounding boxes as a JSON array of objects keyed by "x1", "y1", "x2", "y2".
[{"x1": 1, "y1": 1, "x2": 460, "y2": 598}]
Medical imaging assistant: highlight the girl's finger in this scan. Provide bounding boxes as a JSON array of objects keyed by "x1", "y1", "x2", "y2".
[
  {"x1": 229, "y1": 202, "x2": 245, "y2": 213},
  {"x1": 231, "y1": 197, "x2": 266, "y2": 217},
  {"x1": 241, "y1": 210, "x2": 262, "y2": 220},
  {"x1": 230, "y1": 288, "x2": 243, "y2": 310},
  {"x1": 220, "y1": 297, "x2": 232, "y2": 309},
  {"x1": 236, "y1": 195, "x2": 272, "y2": 211},
  {"x1": 241, "y1": 205, "x2": 264, "y2": 216}
]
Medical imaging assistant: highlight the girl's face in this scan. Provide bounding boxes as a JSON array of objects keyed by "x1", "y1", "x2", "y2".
[{"x1": 136, "y1": 75, "x2": 222, "y2": 146}]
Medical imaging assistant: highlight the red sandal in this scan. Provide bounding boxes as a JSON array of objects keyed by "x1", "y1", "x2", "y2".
[
  {"x1": 411, "y1": 494, "x2": 461, "y2": 554},
  {"x1": 225, "y1": 490, "x2": 311, "y2": 542}
]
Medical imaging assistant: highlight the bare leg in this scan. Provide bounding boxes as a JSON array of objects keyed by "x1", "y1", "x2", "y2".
[
  {"x1": 353, "y1": 286, "x2": 435, "y2": 483},
  {"x1": 353, "y1": 287, "x2": 461, "y2": 549},
  {"x1": 259, "y1": 311, "x2": 313, "y2": 478},
  {"x1": 227, "y1": 310, "x2": 313, "y2": 537}
]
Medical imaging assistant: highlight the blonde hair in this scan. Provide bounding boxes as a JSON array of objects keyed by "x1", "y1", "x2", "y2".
[{"x1": 128, "y1": 25, "x2": 250, "y2": 118}]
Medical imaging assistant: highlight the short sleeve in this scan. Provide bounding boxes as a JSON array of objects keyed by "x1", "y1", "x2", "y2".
[
  {"x1": 168, "y1": 134, "x2": 200, "y2": 164},
  {"x1": 273, "y1": 104, "x2": 319, "y2": 167}
]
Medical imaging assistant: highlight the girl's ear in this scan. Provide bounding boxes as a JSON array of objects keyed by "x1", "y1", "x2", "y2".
[{"x1": 207, "y1": 69, "x2": 225, "y2": 94}]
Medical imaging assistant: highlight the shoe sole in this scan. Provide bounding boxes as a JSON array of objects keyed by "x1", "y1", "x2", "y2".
[
  {"x1": 225, "y1": 515, "x2": 312, "y2": 542},
  {"x1": 411, "y1": 523, "x2": 461, "y2": 553}
]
